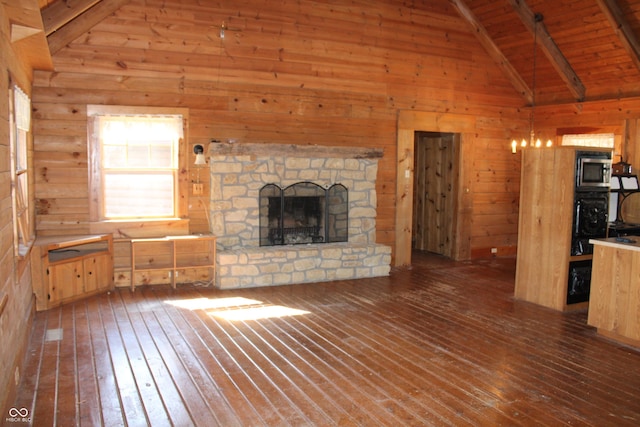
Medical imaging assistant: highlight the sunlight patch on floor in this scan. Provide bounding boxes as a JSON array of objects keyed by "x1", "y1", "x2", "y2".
[
  {"x1": 165, "y1": 296, "x2": 310, "y2": 320},
  {"x1": 209, "y1": 304, "x2": 310, "y2": 321},
  {"x1": 165, "y1": 296, "x2": 261, "y2": 310}
]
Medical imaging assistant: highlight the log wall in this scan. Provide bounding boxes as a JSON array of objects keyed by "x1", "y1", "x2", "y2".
[
  {"x1": 32, "y1": 0, "x2": 533, "y2": 260},
  {"x1": 0, "y1": 1, "x2": 40, "y2": 416}
]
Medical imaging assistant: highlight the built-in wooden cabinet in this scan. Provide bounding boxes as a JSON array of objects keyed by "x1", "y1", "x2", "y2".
[
  {"x1": 31, "y1": 234, "x2": 114, "y2": 311},
  {"x1": 514, "y1": 147, "x2": 611, "y2": 311},
  {"x1": 515, "y1": 148, "x2": 576, "y2": 311},
  {"x1": 588, "y1": 238, "x2": 640, "y2": 348}
]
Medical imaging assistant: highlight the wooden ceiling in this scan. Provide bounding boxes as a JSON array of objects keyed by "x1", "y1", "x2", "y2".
[
  {"x1": 34, "y1": 0, "x2": 640, "y2": 107},
  {"x1": 458, "y1": 0, "x2": 640, "y2": 105}
]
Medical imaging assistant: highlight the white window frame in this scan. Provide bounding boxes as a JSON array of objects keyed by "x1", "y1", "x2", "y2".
[
  {"x1": 87, "y1": 105, "x2": 189, "y2": 227},
  {"x1": 9, "y1": 84, "x2": 34, "y2": 258}
]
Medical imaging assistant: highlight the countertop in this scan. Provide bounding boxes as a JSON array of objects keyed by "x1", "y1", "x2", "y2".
[{"x1": 589, "y1": 237, "x2": 640, "y2": 252}]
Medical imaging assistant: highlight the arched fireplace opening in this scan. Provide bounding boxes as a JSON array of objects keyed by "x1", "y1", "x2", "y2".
[{"x1": 259, "y1": 182, "x2": 348, "y2": 246}]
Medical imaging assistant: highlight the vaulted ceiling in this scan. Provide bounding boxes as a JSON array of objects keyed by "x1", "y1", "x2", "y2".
[
  {"x1": 457, "y1": 0, "x2": 640, "y2": 106},
  {"x1": 25, "y1": 0, "x2": 640, "y2": 107}
]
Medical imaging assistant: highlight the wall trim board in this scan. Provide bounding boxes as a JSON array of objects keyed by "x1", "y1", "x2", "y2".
[{"x1": 395, "y1": 110, "x2": 476, "y2": 266}]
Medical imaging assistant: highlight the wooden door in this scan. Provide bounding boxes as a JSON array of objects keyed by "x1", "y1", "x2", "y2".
[{"x1": 412, "y1": 132, "x2": 458, "y2": 256}]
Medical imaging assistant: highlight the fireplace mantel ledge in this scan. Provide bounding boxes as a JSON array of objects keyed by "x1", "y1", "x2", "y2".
[{"x1": 209, "y1": 143, "x2": 383, "y2": 159}]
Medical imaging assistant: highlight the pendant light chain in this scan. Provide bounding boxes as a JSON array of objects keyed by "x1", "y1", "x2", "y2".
[
  {"x1": 529, "y1": 13, "x2": 542, "y2": 146},
  {"x1": 512, "y1": 13, "x2": 549, "y2": 153},
  {"x1": 530, "y1": 14, "x2": 540, "y2": 146}
]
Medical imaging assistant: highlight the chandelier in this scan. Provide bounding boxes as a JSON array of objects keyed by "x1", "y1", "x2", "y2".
[{"x1": 511, "y1": 13, "x2": 553, "y2": 153}]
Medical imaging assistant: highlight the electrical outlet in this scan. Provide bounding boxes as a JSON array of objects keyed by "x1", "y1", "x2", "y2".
[
  {"x1": 193, "y1": 183, "x2": 204, "y2": 195},
  {"x1": 490, "y1": 247, "x2": 498, "y2": 254}
]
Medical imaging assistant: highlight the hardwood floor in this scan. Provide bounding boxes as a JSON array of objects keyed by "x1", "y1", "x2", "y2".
[{"x1": 10, "y1": 252, "x2": 640, "y2": 426}]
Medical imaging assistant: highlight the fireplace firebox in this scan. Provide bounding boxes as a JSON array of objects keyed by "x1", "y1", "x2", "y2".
[{"x1": 259, "y1": 182, "x2": 348, "y2": 246}]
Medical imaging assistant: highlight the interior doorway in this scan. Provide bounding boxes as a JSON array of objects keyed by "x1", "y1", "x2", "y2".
[
  {"x1": 412, "y1": 132, "x2": 459, "y2": 257},
  {"x1": 395, "y1": 110, "x2": 474, "y2": 267}
]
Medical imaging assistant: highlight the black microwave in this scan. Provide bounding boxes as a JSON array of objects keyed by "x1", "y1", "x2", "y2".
[{"x1": 577, "y1": 154, "x2": 612, "y2": 188}]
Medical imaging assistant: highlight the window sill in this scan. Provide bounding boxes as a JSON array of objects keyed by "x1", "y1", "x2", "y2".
[
  {"x1": 89, "y1": 218, "x2": 190, "y2": 239},
  {"x1": 17, "y1": 239, "x2": 34, "y2": 259},
  {"x1": 16, "y1": 239, "x2": 35, "y2": 278}
]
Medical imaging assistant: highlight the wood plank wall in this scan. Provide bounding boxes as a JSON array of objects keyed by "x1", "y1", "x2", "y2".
[
  {"x1": 624, "y1": 120, "x2": 640, "y2": 223},
  {"x1": 0, "y1": 1, "x2": 39, "y2": 416},
  {"x1": 535, "y1": 100, "x2": 640, "y2": 224},
  {"x1": 32, "y1": 0, "x2": 535, "y2": 260}
]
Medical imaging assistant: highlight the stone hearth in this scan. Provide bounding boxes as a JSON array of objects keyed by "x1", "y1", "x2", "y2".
[{"x1": 208, "y1": 143, "x2": 391, "y2": 289}]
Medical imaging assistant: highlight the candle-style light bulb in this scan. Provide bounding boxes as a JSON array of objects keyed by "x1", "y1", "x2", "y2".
[{"x1": 220, "y1": 21, "x2": 226, "y2": 39}]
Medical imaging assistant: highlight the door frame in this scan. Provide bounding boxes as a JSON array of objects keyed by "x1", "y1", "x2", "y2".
[{"x1": 395, "y1": 110, "x2": 475, "y2": 266}]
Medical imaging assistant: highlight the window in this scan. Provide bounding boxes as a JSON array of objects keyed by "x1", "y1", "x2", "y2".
[
  {"x1": 561, "y1": 133, "x2": 615, "y2": 148},
  {"x1": 88, "y1": 106, "x2": 188, "y2": 222},
  {"x1": 10, "y1": 84, "x2": 33, "y2": 257}
]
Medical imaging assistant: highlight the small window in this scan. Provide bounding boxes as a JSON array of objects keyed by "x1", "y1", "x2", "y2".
[
  {"x1": 561, "y1": 133, "x2": 615, "y2": 148},
  {"x1": 10, "y1": 84, "x2": 33, "y2": 257},
  {"x1": 88, "y1": 106, "x2": 188, "y2": 221}
]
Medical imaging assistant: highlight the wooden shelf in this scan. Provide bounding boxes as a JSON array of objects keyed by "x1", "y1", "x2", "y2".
[
  {"x1": 130, "y1": 234, "x2": 216, "y2": 290},
  {"x1": 569, "y1": 254, "x2": 593, "y2": 262}
]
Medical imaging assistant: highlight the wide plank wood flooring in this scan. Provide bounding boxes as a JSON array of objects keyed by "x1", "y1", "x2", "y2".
[{"x1": 10, "y1": 252, "x2": 640, "y2": 426}]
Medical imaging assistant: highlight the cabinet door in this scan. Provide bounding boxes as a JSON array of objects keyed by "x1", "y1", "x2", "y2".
[
  {"x1": 48, "y1": 261, "x2": 83, "y2": 304},
  {"x1": 83, "y1": 257, "x2": 99, "y2": 293},
  {"x1": 84, "y1": 253, "x2": 113, "y2": 293}
]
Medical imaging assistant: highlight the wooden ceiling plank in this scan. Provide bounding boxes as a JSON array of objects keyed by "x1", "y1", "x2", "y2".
[
  {"x1": 595, "y1": 0, "x2": 640, "y2": 73},
  {"x1": 449, "y1": 0, "x2": 533, "y2": 105},
  {"x1": 46, "y1": 0, "x2": 130, "y2": 54},
  {"x1": 507, "y1": 0, "x2": 586, "y2": 102},
  {"x1": 41, "y1": 0, "x2": 102, "y2": 36}
]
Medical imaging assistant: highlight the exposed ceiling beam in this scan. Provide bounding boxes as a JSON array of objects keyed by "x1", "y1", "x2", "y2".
[
  {"x1": 595, "y1": 0, "x2": 640, "y2": 73},
  {"x1": 450, "y1": 0, "x2": 533, "y2": 105},
  {"x1": 1, "y1": 0, "x2": 53, "y2": 70},
  {"x1": 507, "y1": 0, "x2": 586, "y2": 102},
  {"x1": 41, "y1": 0, "x2": 102, "y2": 36},
  {"x1": 11, "y1": 23, "x2": 42, "y2": 43},
  {"x1": 46, "y1": 0, "x2": 130, "y2": 54}
]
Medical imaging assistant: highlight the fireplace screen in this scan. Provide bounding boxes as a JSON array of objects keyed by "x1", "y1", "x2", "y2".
[{"x1": 260, "y1": 182, "x2": 348, "y2": 246}]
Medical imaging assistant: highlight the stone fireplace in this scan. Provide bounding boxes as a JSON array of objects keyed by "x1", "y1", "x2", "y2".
[{"x1": 208, "y1": 143, "x2": 391, "y2": 289}]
